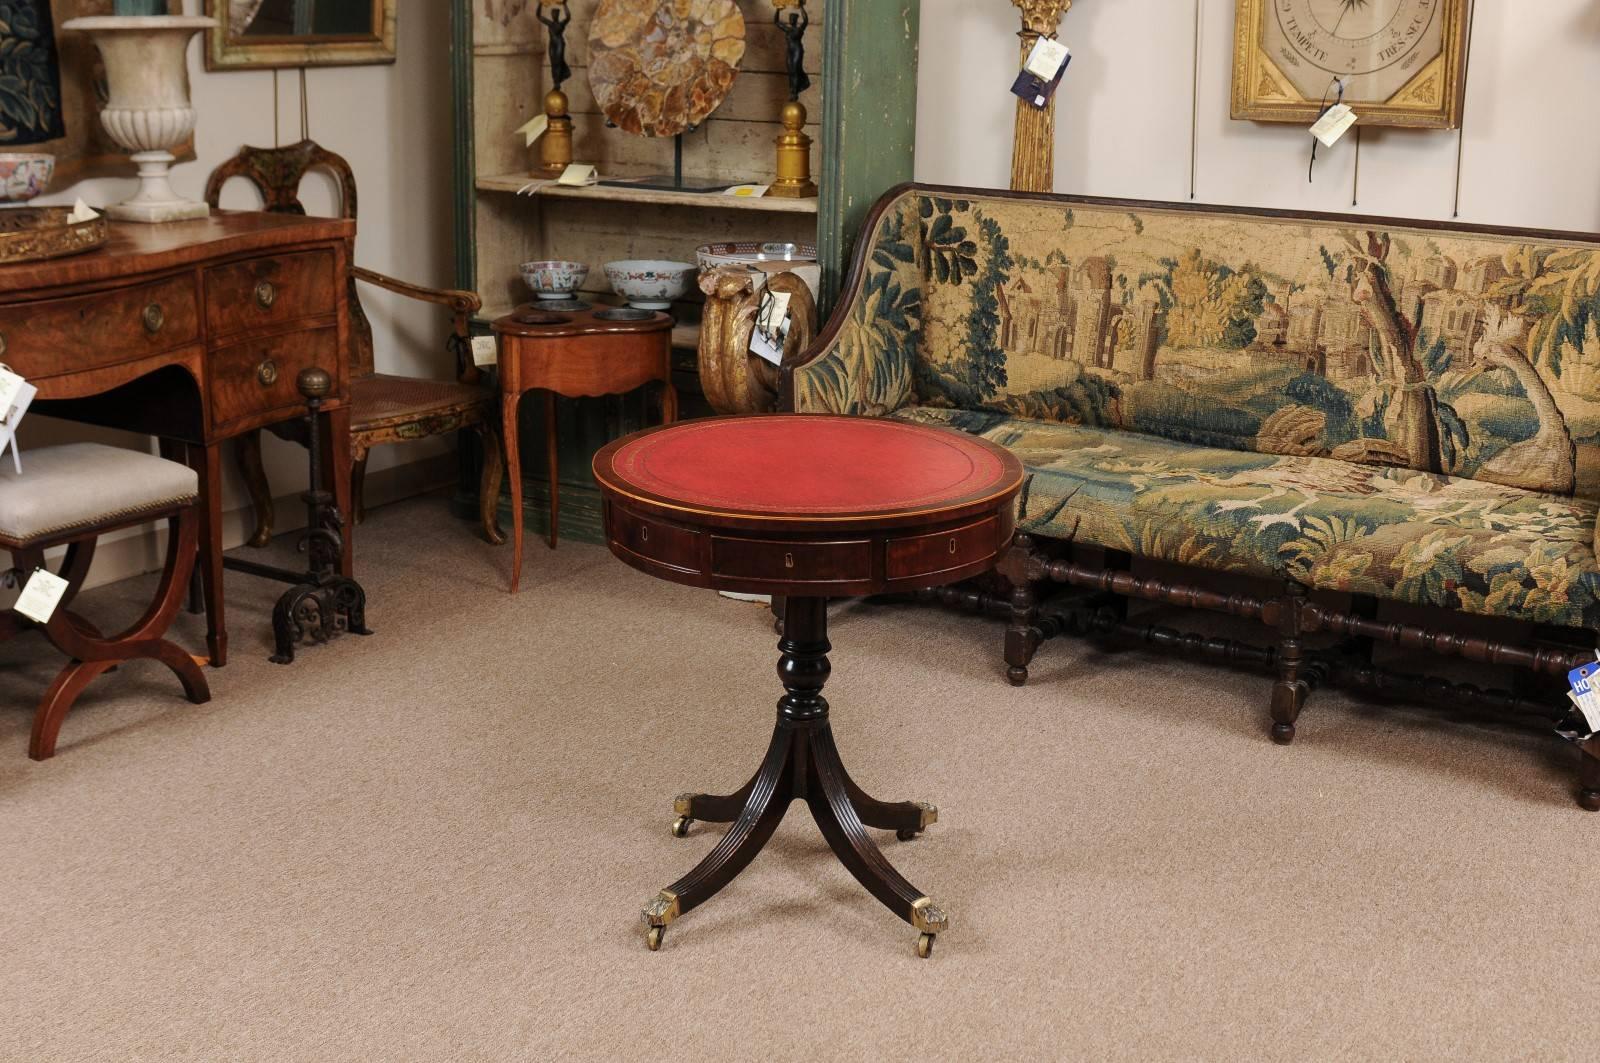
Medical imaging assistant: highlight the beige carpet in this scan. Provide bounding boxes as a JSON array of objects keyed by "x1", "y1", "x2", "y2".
[{"x1": 2, "y1": 494, "x2": 1596, "y2": 1061}]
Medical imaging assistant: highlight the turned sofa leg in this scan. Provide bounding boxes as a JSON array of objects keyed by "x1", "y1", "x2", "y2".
[
  {"x1": 1270, "y1": 581, "x2": 1310, "y2": 745},
  {"x1": 1580, "y1": 738, "x2": 1600, "y2": 812},
  {"x1": 999, "y1": 533, "x2": 1045, "y2": 687}
]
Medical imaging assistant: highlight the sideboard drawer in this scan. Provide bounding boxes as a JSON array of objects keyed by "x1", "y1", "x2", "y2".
[
  {"x1": 711, "y1": 536, "x2": 873, "y2": 583},
  {"x1": 886, "y1": 516, "x2": 1000, "y2": 581},
  {"x1": 609, "y1": 506, "x2": 701, "y2": 572},
  {"x1": 0, "y1": 274, "x2": 199, "y2": 378},
  {"x1": 208, "y1": 326, "x2": 339, "y2": 432},
  {"x1": 203, "y1": 249, "x2": 337, "y2": 339}
]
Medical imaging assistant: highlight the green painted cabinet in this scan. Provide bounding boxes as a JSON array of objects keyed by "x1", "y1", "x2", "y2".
[{"x1": 450, "y1": 0, "x2": 919, "y2": 544}]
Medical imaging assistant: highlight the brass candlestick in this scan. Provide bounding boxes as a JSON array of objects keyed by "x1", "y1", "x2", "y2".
[
  {"x1": 535, "y1": 1, "x2": 574, "y2": 176},
  {"x1": 1010, "y1": 0, "x2": 1074, "y2": 193},
  {"x1": 766, "y1": 0, "x2": 817, "y2": 198}
]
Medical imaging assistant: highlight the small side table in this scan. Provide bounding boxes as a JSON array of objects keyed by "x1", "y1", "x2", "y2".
[
  {"x1": 492, "y1": 306, "x2": 677, "y2": 592},
  {"x1": 593, "y1": 415, "x2": 1024, "y2": 957}
]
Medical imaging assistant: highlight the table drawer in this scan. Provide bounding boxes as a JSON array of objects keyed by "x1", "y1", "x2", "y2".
[
  {"x1": 209, "y1": 326, "x2": 340, "y2": 432},
  {"x1": 0, "y1": 274, "x2": 199, "y2": 378},
  {"x1": 711, "y1": 536, "x2": 873, "y2": 583},
  {"x1": 886, "y1": 516, "x2": 1000, "y2": 581},
  {"x1": 609, "y1": 506, "x2": 701, "y2": 571},
  {"x1": 204, "y1": 249, "x2": 337, "y2": 339}
]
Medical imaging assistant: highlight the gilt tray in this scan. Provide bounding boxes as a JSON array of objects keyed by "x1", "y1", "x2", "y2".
[{"x1": 0, "y1": 208, "x2": 109, "y2": 265}]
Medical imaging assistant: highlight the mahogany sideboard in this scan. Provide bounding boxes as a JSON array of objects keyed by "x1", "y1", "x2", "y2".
[{"x1": 0, "y1": 213, "x2": 356, "y2": 667}]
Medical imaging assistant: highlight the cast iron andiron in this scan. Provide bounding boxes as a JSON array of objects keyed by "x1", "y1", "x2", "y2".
[{"x1": 224, "y1": 367, "x2": 372, "y2": 664}]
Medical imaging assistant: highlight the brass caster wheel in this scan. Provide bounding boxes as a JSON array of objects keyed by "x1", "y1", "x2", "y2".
[
  {"x1": 896, "y1": 827, "x2": 921, "y2": 842},
  {"x1": 646, "y1": 926, "x2": 665, "y2": 952},
  {"x1": 916, "y1": 932, "x2": 935, "y2": 959},
  {"x1": 671, "y1": 816, "x2": 693, "y2": 838}
]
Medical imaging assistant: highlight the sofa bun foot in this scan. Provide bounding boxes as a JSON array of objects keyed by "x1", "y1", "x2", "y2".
[
  {"x1": 1579, "y1": 789, "x2": 1600, "y2": 812},
  {"x1": 1006, "y1": 665, "x2": 1029, "y2": 687},
  {"x1": 1270, "y1": 721, "x2": 1297, "y2": 745}
]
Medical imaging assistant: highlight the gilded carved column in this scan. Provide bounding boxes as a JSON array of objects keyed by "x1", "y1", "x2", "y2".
[{"x1": 1010, "y1": 0, "x2": 1074, "y2": 193}]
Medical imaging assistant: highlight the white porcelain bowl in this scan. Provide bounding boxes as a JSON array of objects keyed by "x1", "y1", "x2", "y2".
[
  {"x1": 603, "y1": 259, "x2": 695, "y2": 310},
  {"x1": 0, "y1": 153, "x2": 54, "y2": 202},
  {"x1": 521, "y1": 259, "x2": 589, "y2": 300},
  {"x1": 696, "y1": 241, "x2": 817, "y2": 273}
]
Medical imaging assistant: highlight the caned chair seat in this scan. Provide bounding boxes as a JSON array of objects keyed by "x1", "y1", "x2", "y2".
[
  {"x1": 0, "y1": 443, "x2": 199, "y2": 548},
  {"x1": 351, "y1": 373, "x2": 494, "y2": 433}
]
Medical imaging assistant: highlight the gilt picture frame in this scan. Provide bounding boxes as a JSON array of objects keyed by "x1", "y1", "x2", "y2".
[
  {"x1": 205, "y1": 0, "x2": 397, "y2": 70},
  {"x1": 1231, "y1": 0, "x2": 1471, "y2": 129}
]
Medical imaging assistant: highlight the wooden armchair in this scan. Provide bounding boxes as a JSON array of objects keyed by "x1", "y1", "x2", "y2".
[{"x1": 205, "y1": 139, "x2": 504, "y2": 548}]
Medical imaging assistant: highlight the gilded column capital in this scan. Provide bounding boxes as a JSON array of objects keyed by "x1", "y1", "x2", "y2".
[{"x1": 1012, "y1": 0, "x2": 1073, "y2": 39}]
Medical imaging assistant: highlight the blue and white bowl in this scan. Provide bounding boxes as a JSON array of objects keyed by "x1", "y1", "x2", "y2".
[{"x1": 603, "y1": 259, "x2": 695, "y2": 310}]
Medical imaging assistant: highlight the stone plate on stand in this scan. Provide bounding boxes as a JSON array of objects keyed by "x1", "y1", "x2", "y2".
[{"x1": 587, "y1": 0, "x2": 746, "y2": 138}]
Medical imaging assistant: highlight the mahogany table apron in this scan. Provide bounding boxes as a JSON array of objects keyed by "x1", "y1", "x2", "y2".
[
  {"x1": 491, "y1": 307, "x2": 677, "y2": 593},
  {"x1": 593, "y1": 414, "x2": 1024, "y2": 957},
  {"x1": 0, "y1": 213, "x2": 357, "y2": 667}
]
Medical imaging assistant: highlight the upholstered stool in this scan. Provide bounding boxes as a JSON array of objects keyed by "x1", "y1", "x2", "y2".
[{"x1": 1, "y1": 443, "x2": 211, "y2": 759}]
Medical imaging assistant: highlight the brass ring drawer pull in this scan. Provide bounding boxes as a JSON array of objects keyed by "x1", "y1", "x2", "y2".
[
  {"x1": 257, "y1": 358, "x2": 278, "y2": 386},
  {"x1": 142, "y1": 302, "x2": 165, "y2": 334},
  {"x1": 948, "y1": 537, "x2": 959, "y2": 554},
  {"x1": 254, "y1": 281, "x2": 277, "y2": 309}
]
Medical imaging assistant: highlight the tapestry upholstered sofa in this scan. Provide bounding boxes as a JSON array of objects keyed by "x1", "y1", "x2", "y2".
[{"x1": 784, "y1": 183, "x2": 1600, "y2": 810}]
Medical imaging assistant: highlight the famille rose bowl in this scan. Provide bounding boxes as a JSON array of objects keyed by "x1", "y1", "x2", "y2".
[
  {"x1": 603, "y1": 259, "x2": 695, "y2": 310},
  {"x1": 695, "y1": 241, "x2": 817, "y2": 273},
  {"x1": 521, "y1": 259, "x2": 589, "y2": 300},
  {"x1": 0, "y1": 154, "x2": 55, "y2": 202}
]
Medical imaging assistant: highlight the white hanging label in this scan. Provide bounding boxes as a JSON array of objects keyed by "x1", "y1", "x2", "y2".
[
  {"x1": 470, "y1": 335, "x2": 498, "y2": 368},
  {"x1": 516, "y1": 114, "x2": 550, "y2": 147},
  {"x1": 0, "y1": 365, "x2": 35, "y2": 474},
  {"x1": 14, "y1": 568, "x2": 68, "y2": 624},
  {"x1": 1310, "y1": 104, "x2": 1358, "y2": 148}
]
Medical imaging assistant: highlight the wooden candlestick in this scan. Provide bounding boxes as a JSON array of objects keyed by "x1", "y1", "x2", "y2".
[{"x1": 1010, "y1": 0, "x2": 1073, "y2": 193}]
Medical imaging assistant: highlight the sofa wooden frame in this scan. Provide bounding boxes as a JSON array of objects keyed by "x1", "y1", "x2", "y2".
[{"x1": 784, "y1": 182, "x2": 1600, "y2": 812}]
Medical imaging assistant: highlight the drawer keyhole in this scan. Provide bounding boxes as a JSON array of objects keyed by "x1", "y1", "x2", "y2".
[
  {"x1": 142, "y1": 303, "x2": 165, "y2": 334},
  {"x1": 948, "y1": 537, "x2": 959, "y2": 554},
  {"x1": 784, "y1": 552, "x2": 795, "y2": 569},
  {"x1": 640, "y1": 527, "x2": 649, "y2": 543},
  {"x1": 255, "y1": 281, "x2": 277, "y2": 310},
  {"x1": 257, "y1": 358, "x2": 278, "y2": 386}
]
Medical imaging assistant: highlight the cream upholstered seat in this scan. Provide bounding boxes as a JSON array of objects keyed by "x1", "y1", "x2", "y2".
[
  {"x1": 1, "y1": 442, "x2": 209, "y2": 760},
  {"x1": 0, "y1": 443, "x2": 199, "y2": 547}
]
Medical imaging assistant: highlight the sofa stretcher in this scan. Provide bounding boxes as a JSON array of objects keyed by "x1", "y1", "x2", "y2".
[{"x1": 786, "y1": 183, "x2": 1600, "y2": 809}]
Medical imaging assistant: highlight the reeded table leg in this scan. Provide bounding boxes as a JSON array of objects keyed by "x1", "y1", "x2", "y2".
[{"x1": 643, "y1": 597, "x2": 948, "y2": 957}]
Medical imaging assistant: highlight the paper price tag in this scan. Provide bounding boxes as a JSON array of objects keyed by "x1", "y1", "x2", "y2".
[
  {"x1": 1310, "y1": 103, "x2": 1358, "y2": 148},
  {"x1": 0, "y1": 365, "x2": 24, "y2": 415},
  {"x1": 750, "y1": 289, "x2": 793, "y2": 367},
  {"x1": 515, "y1": 114, "x2": 550, "y2": 147},
  {"x1": 1569, "y1": 661, "x2": 1600, "y2": 734},
  {"x1": 557, "y1": 163, "x2": 599, "y2": 187},
  {"x1": 14, "y1": 568, "x2": 68, "y2": 624},
  {"x1": 1025, "y1": 38, "x2": 1070, "y2": 80},
  {"x1": 470, "y1": 335, "x2": 498, "y2": 369}
]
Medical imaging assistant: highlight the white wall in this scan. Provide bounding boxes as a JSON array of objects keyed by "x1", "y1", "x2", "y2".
[
  {"x1": 24, "y1": 0, "x2": 457, "y2": 580},
  {"x1": 916, "y1": 0, "x2": 1600, "y2": 232}
]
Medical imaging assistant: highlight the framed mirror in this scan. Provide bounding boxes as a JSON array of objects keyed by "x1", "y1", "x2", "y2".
[{"x1": 206, "y1": 0, "x2": 397, "y2": 70}]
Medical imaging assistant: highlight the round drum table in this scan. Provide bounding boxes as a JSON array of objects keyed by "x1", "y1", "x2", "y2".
[{"x1": 592, "y1": 415, "x2": 1024, "y2": 957}]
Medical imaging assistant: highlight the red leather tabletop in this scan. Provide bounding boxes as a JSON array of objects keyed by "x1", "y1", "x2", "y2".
[{"x1": 593, "y1": 415, "x2": 1022, "y2": 522}]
